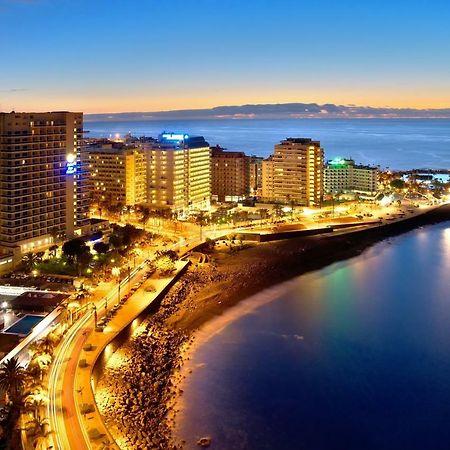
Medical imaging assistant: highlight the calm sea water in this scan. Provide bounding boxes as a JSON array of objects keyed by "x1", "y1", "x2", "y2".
[
  {"x1": 176, "y1": 223, "x2": 450, "y2": 450},
  {"x1": 85, "y1": 118, "x2": 450, "y2": 170}
]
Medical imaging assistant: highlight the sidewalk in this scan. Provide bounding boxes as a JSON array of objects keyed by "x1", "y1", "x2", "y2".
[{"x1": 72, "y1": 261, "x2": 189, "y2": 449}]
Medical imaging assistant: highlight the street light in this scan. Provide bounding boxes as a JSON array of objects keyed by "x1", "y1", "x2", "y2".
[
  {"x1": 112, "y1": 266, "x2": 121, "y2": 306},
  {"x1": 92, "y1": 304, "x2": 97, "y2": 328}
]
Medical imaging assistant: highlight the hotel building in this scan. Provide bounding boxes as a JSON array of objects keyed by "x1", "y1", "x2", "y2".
[
  {"x1": 87, "y1": 143, "x2": 147, "y2": 207},
  {"x1": 248, "y1": 155, "x2": 264, "y2": 197},
  {"x1": 261, "y1": 156, "x2": 275, "y2": 200},
  {"x1": 272, "y1": 138, "x2": 324, "y2": 206},
  {"x1": 147, "y1": 133, "x2": 211, "y2": 215},
  {"x1": 210, "y1": 146, "x2": 250, "y2": 202},
  {"x1": 324, "y1": 158, "x2": 378, "y2": 195},
  {"x1": 0, "y1": 111, "x2": 89, "y2": 262}
]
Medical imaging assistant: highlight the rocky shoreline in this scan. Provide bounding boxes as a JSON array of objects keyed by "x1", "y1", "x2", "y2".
[
  {"x1": 95, "y1": 205, "x2": 450, "y2": 449},
  {"x1": 95, "y1": 269, "x2": 226, "y2": 449}
]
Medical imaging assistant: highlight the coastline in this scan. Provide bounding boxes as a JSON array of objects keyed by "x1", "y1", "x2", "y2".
[{"x1": 95, "y1": 204, "x2": 450, "y2": 449}]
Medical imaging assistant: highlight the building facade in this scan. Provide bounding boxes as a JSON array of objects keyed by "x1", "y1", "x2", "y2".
[
  {"x1": 248, "y1": 155, "x2": 264, "y2": 197},
  {"x1": 87, "y1": 143, "x2": 147, "y2": 207},
  {"x1": 261, "y1": 156, "x2": 275, "y2": 200},
  {"x1": 147, "y1": 133, "x2": 211, "y2": 214},
  {"x1": 0, "y1": 111, "x2": 89, "y2": 259},
  {"x1": 324, "y1": 158, "x2": 378, "y2": 195},
  {"x1": 210, "y1": 146, "x2": 250, "y2": 202},
  {"x1": 272, "y1": 138, "x2": 324, "y2": 206}
]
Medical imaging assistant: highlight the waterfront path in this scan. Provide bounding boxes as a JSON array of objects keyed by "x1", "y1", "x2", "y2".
[{"x1": 48, "y1": 260, "x2": 188, "y2": 450}]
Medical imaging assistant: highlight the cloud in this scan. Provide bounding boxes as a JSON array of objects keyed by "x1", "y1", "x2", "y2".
[{"x1": 0, "y1": 88, "x2": 29, "y2": 92}]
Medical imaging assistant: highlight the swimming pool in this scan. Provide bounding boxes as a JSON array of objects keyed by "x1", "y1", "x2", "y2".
[{"x1": 3, "y1": 315, "x2": 44, "y2": 335}]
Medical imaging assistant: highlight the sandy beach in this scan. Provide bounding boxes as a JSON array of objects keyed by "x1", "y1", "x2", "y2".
[{"x1": 95, "y1": 204, "x2": 450, "y2": 449}]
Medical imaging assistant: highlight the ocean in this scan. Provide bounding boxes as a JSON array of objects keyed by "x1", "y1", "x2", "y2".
[
  {"x1": 175, "y1": 222, "x2": 450, "y2": 450},
  {"x1": 85, "y1": 118, "x2": 450, "y2": 170}
]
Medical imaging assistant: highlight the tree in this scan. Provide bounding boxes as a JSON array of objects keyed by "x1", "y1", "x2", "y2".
[
  {"x1": 272, "y1": 203, "x2": 284, "y2": 219},
  {"x1": 390, "y1": 178, "x2": 406, "y2": 190},
  {"x1": 0, "y1": 357, "x2": 27, "y2": 406},
  {"x1": 62, "y1": 238, "x2": 91, "y2": 275},
  {"x1": 108, "y1": 233, "x2": 123, "y2": 250},
  {"x1": 77, "y1": 251, "x2": 93, "y2": 276},
  {"x1": 39, "y1": 335, "x2": 55, "y2": 354},
  {"x1": 62, "y1": 238, "x2": 89, "y2": 264},
  {"x1": 155, "y1": 255, "x2": 176, "y2": 275},
  {"x1": 22, "y1": 253, "x2": 39, "y2": 273},
  {"x1": 99, "y1": 439, "x2": 114, "y2": 450},
  {"x1": 258, "y1": 208, "x2": 269, "y2": 220},
  {"x1": 140, "y1": 206, "x2": 151, "y2": 230},
  {"x1": 155, "y1": 249, "x2": 178, "y2": 262},
  {"x1": 93, "y1": 242, "x2": 109, "y2": 255},
  {"x1": 23, "y1": 386, "x2": 49, "y2": 418},
  {"x1": 48, "y1": 226, "x2": 60, "y2": 244},
  {"x1": 48, "y1": 245, "x2": 58, "y2": 258},
  {"x1": 35, "y1": 252, "x2": 45, "y2": 264},
  {"x1": 194, "y1": 211, "x2": 208, "y2": 240},
  {"x1": 27, "y1": 354, "x2": 52, "y2": 381},
  {"x1": 25, "y1": 416, "x2": 52, "y2": 449},
  {"x1": 155, "y1": 250, "x2": 177, "y2": 275}
]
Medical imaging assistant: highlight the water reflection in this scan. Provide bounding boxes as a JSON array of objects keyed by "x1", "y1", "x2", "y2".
[{"x1": 176, "y1": 223, "x2": 450, "y2": 450}]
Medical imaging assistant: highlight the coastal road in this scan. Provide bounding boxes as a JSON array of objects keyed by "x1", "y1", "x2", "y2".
[
  {"x1": 47, "y1": 261, "x2": 149, "y2": 450},
  {"x1": 46, "y1": 229, "x2": 218, "y2": 450}
]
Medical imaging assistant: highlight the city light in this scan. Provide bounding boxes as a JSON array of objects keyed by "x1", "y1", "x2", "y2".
[{"x1": 160, "y1": 133, "x2": 189, "y2": 141}]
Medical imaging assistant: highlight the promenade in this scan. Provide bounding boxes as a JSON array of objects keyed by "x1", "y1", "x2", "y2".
[{"x1": 47, "y1": 260, "x2": 189, "y2": 450}]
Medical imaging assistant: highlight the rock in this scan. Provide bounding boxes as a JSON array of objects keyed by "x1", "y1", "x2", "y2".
[{"x1": 197, "y1": 436, "x2": 212, "y2": 447}]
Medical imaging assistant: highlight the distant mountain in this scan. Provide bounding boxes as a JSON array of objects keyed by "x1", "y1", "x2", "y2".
[{"x1": 85, "y1": 102, "x2": 450, "y2": 121}]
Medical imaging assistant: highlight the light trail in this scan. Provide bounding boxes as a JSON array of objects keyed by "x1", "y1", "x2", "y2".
[{"x1": 47, "y1": 259, "x2": 149, "y2": 449}]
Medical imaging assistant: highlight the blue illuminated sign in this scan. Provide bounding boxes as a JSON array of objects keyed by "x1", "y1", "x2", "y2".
[
  {"x1": 66, "y1": 162, "x2": 76, "y2": 175},
  {"x1": 161, "y1": 133, "x2": 189, "y2": 141}
]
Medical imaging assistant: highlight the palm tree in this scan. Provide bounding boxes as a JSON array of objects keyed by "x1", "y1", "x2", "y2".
[
  {"x1": 99, "y1": 438, "x2": 114, "y2": 450},
  {"x1": 258, "y1": 208, "x2": 269, "y2": 221},
  {"x1": 48, "y1": 226, "x2": 60, "y2": 244},
  {"x1": 21, "y1": 253, "x2": 39, "y2": 273},
  {"x1": 0, "y1": 357, "x2": 27, "y2": 406},
  {"x1": 25, "y1": 416, "x2": 52, "y2": 449},
  {"x1": 272, "y1": 203, "x2": 284, "y2": 221},
  {"x1": 48, "y1": 244, "x2": 58, "y2": 258},
  {"x1": 140, "y1": 206, "x2": 151, "y2": 231},
  {"x1": 23, "y1": 387, "x2": 49, "y2": 419},
  {"x1": 27, "y1": 353, "x2": 52, "y2": 381},
  {"x1": 195, "y1": 210, "x2": 208, "y2": 240},
  {"x1": 39, "y1": 335, "x2": 55, "y2": 355}
]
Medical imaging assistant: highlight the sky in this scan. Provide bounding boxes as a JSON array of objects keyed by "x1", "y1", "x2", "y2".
[{"x1": 0, "y1": 0, "x2": 450, "y2": 113}]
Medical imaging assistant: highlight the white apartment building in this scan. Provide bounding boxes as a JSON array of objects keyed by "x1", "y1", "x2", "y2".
[
  {"x1": 272, "y1": 138, "x2": 324, "y2": 206},
  {"x1": 0, "y1": 111, "x2": 89, "y2": 263},
  {"x1": 87, "y1": 144, "x2": 147, "y2": 207},
  {"x1": 147, "y1": 133, "x2": 211, "y2": 215},
  {"x1": 324, "y1": 158, "x2": 378, "y2": 194}
]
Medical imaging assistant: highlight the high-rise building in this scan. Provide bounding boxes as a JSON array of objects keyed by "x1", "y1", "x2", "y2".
[
  {"x1": 248, "y1": 155, "x2": 264, "y2": 197},
  {"x1": 0, "y1": 111, "x2": 89, "y2": 260},
  {"x1": 87, "y1": 143, "x2": 147, "y2": 207},
  {"x1": 210, "y1": 146, "x2": 250, "y2": 202},
  {"x1": 261, "y1": 156, "x2": 275, "y2": 200},
  {"x1": 272, "y1": 138, "x2": 324, "y2": 206},
  {"x1": 324, "y1": 158, "x2": 378, "y2": 195},
  {"x1": 147, "y1": 133, "x2": 211, "y2": 215}
]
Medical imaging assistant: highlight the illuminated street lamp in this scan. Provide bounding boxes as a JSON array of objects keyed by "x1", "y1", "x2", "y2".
[
  {"x1": 92, "y1": 304, "x2": 97, "y2": 328},
  {"x1": 112, "y1": 266, "x2": 121, "y2": 306}
]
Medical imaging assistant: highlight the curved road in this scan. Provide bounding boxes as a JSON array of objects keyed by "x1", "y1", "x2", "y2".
[{"x1": 48, "y1": 263, "x2": 146, "y2": 450}]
